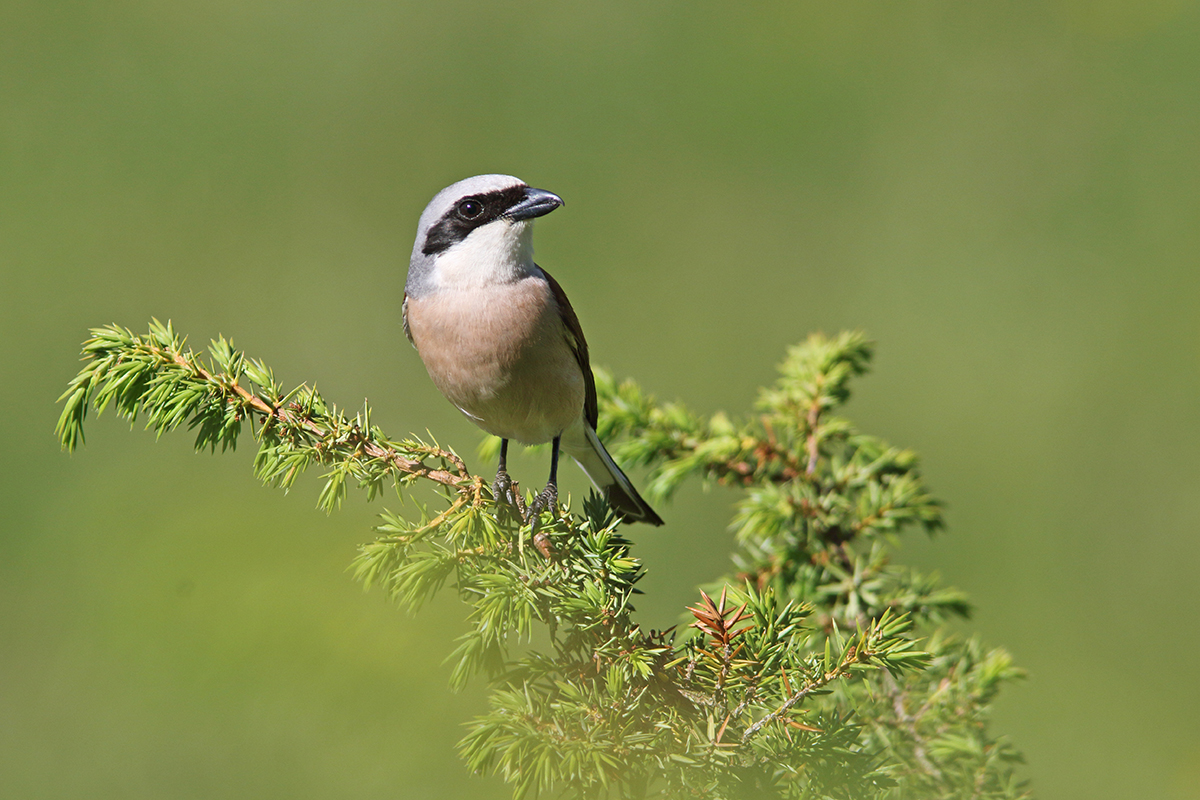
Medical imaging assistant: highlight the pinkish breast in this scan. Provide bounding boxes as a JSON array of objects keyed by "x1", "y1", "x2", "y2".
[{"x1": 404, "y1": 277, "x2": 586, "y2": 443}]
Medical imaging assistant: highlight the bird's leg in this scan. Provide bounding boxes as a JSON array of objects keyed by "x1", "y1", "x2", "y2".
[
  {"x1": 493, "y1": 438, "x2": 517, "y2": 507},
  {"x1": 527, "y1": 435, "x2": 561, "y2": 521}
]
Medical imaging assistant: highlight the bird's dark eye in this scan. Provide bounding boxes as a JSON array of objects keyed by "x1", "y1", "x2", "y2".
[{"x1": 457, "y1": 199, "x2": 483, "y2": 220}]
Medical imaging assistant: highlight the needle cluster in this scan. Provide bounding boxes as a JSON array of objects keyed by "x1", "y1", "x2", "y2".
[{"x1": 58, "y1": 322, "x2": 1028, "y2": 799}]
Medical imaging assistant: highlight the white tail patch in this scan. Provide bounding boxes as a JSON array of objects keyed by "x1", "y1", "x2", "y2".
[
  {"x1": 572, "y1": 425, "x2": 640, "y2": 499},
  {"x1": 562, "y1": 422, "x2": 662, "y2": 525}
]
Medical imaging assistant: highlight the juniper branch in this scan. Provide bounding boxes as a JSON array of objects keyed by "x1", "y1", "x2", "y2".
[
  {"x1": 56, "y1": 321, "x2": 483, "y2": 509},
  {"x1": 739, "y1": 610, "x2": 923, "y2": 743}
]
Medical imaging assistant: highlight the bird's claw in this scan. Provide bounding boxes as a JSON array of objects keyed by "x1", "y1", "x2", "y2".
[
  {"x1": 493, "y1": 469, "x2": 517, "y2": 507},
  {"x1": 525, "y1": 482, "x2": 559, "y2": 523}
]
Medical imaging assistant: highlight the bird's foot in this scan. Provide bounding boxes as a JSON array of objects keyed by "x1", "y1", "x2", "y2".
[
  {"x1": 525, "y1": 482, "x2": 559, "y2": 523},
  {"x1": 493, "y1": 468, "x2": 517, "y2": 507},
  {"x1": 493, "y1": 469, "x2": 526, "y2": 523}
]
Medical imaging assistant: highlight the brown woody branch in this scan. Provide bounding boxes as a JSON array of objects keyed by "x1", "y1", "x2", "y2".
[{"x1": 150, "y1": 342, "x2": 474, "y2": 491}]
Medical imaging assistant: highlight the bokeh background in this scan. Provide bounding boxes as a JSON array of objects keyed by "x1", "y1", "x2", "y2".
[{"x1": 3, "y1": 2, "x2": 1199, "y2": 798}]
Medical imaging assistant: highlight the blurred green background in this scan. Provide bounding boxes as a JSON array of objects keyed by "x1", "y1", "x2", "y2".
[{"x1": 3, "y1": 1, "x2": 1199, "y2": 798}]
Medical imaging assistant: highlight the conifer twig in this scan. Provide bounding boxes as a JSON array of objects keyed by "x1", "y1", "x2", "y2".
[{"x1": 56, "y1": 321, "x2": 481, "y2": 509}]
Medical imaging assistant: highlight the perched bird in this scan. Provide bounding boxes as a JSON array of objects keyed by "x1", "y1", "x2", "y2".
[{"x1": 403, "y1": 174, "x2": 663, "y2": 525}]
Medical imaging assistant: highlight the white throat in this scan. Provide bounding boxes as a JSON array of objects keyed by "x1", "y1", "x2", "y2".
[{"x1": 431, "y1": 220, "x2": 536, "y2": 290}]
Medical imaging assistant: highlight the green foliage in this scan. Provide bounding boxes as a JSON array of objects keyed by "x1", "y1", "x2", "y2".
[
  {"x1": 56, "y1": 320, "x2": 480, "y2": 509},
  {"x1": 59, "y1": 322, "x2": 1029, "y2": 799}
]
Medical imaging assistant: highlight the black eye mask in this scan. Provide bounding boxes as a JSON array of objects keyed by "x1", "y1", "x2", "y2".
[{"x1": 422, "y1": 185, "x2": 529, "y2": 256}]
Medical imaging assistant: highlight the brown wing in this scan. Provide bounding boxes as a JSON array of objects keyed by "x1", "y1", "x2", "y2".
[{"x1": 539, "y1": 266, "x2": 597, "y2": 429}]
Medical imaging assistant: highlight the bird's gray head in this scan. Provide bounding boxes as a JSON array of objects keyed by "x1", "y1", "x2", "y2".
[{"x1": 407, "y1": 174, "x2": 563, "y2": 297}]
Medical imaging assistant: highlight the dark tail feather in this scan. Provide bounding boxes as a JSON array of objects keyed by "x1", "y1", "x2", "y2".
[{"x1": 566, "y1": 425, "x2": 664, "y2": 526}]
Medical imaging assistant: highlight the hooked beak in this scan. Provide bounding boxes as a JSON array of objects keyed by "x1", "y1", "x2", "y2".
[{"x1": 504, "y1": 187, "x2": 563, "y2": 221}]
